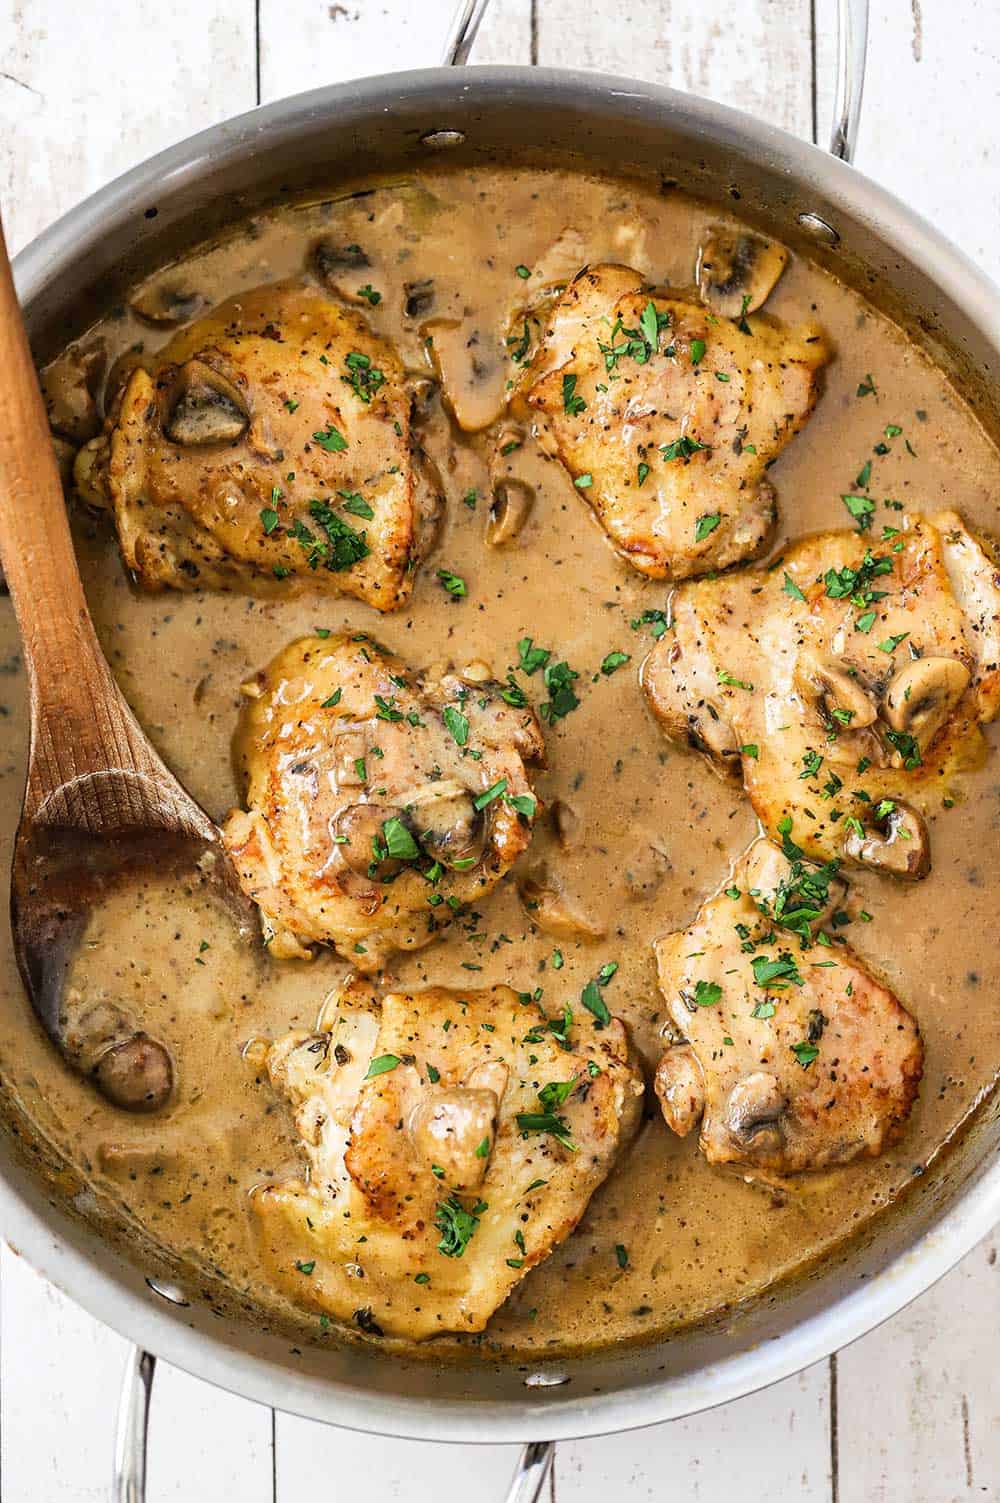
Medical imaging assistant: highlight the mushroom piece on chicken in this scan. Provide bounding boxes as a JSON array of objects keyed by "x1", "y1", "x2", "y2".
[
  {"x1": 74, "y1": 283, "x2": 442, "y2": 609},
  {"x1": 222, "y1": 634, "x2": 544, "y2": 971},
  {"x1": 500, "y1": 263, "x2": 828, "y2": 580},
  {"x1": 642, "y1": 512, "x2": 1000, "y2": 878},
  {"x1": 252, "y1": 980, "x2": 644, "y2": 1339},
  {"x1": 653, "y1": 840, "x2": 923, "y2": 1175}
]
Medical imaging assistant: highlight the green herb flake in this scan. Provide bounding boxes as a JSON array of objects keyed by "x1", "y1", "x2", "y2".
[
  {"x1": 695, "y1": 511, "x2": 721, "y2": 542},
  {"x1": 364, "y1": 1053, "x2": 401, "y2": 1079}
]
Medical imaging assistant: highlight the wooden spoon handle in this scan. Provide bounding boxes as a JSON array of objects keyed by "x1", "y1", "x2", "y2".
[{"x1": 0, "y1": 214, "x2": 161, "y2": 817}]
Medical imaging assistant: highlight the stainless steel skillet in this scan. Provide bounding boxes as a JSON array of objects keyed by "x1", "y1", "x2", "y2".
[{"x1": 5, "y1": 0, "x2": 1000, "y2": 1497}]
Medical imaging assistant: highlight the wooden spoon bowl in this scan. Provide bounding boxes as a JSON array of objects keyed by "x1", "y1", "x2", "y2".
[{"x1": 0, "y1": 215, "x2": 254, "y2": 1112}]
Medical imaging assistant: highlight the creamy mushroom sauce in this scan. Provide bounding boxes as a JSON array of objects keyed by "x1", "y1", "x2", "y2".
[{"x1": 3, "y1": 166, "x2": 999, "y2": 1359}]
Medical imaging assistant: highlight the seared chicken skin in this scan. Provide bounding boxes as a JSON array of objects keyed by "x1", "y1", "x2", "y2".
[
  {"x1": 223, "y1": 634, "x2": 544, "y2": 970},
  {"x1": 74, "y1": 283, "x2": 441, "y2": 608},
  {"x1": 654, "y1": 840, "x2": 923, "y2": 1175},
  {"x1": 498, "y1": 263, "x2": 828, "y2": 580},
  {"x1": 643, "y1": 511, "x2": 1000, "y2": 878},
  {"x1": 253, "y1": 980, "x2": 644, "y2": 1339}
]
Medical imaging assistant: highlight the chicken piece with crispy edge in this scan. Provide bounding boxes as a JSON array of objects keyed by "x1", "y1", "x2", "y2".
[
  {"x1": 222, "y1": 634, "x2": 545, "y2": 971},
  {"x1": 494, "y1": 263, "x2": 828, "y2": 581},
  {"x1": 73, "y1": 282, "x2": 442, "y2": 609},
  {"x1": 252, "y1": 978, "x2": 644, "y2": 1340},
  {"x1": 654, "y1": 839, "x2": 923, "y2": 1176},
  {"x1": 642, "y1": 511, "x2": 1000, "y2": 880}
]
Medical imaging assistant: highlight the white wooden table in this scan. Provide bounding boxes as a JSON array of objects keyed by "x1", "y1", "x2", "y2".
[{"x1": 2, "y1": 1, "x2": 999, "y2": 1497}]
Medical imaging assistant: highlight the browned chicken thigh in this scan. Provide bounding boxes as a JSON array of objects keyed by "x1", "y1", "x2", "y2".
[
  {"x1": 642, "y1": 511, "x2": 1000, "y2": 878},
  {"x1": 74, "y1": 283, "x2": 441, "y2": 608},
  {"x1": 496, "y1": 263, "x2": 828, "y2": 580},
  {"x1": 654, "y1": 840, "x2": 923, "y2": 1176},
  {"x1": 253, "y1": 979, "x2": 644, "y2": 1339},
  {"x1": 222, "y1": 633, "x2": 544, "y2": 970}
]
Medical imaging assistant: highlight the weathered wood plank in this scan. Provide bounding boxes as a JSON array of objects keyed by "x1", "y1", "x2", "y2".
[
  {"x1": 837, "y1": 1233, "x2": 1000, "y2": 1501},
  {"x1": 557, "y1": 1361, "x2": 832, "y2": 1501},
  {"x1": 815, "y1": 0, "x2": 1000, "y2": 281},
  {"x1": 0, "y1": 0, "x2": 256, "y2": 254},
  {"x1": 258, "y1": 0, "x2": 532, "y2": 100},
  {"x1": 275, "y1": 1411, "x2": 525, "y2": 1500},
  {"x1": 535, "y1": 0, "x2": 814, "y2": 136}
]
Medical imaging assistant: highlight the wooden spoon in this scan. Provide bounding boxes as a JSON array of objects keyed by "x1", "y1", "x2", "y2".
[{"x1": 0, "y1": 216, "x2": 252, "y2": 1112}]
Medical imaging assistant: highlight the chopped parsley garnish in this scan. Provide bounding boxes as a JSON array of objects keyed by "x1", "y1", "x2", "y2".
[
  {"x1": 695, "y1": 512, "x2": 721, "y2": 542},
  {"x1": 717, "y1": 669, "x2": 753, "y2": 691},
  {"x1": 343, "y1": 350, "x2": 386, "y2": 403},
  {"x1": 878, "y1": 632, "x2": 909, "y2": 653},
  {"x1": 381, "y1": 817, "x2": 420, "y2": 862},
  {"x1": 540, "y1": 660, "x2": 580, "y2": 722},
  {"x1": 791, "y1": 1040, "x2": 820, "y2": 1067},
  {"x1": 312, "y1": 423, "x2": 348, "y2": 452},
  {"x1": 358, "y1": 283, "x2": 381, "y2": 305},
  {"x1": 562, "y1": 373, "x2": 587, "y2": 416},
  {"x1": 600, "y1": 650, "x2": 630, "y2": 675},
  {"x1": 885, "y1": 728, "x2": 922, "y2": 769},
  {"x1": 693, "y1": 979, "x2": 722, "y2": 1008},
  {"x1": 615, "y1": 1244, "x2": 629, "y2": 1269},
  {"x1": 292, "y1": 501, "x2": 369, "y2": 572},
  {"x1": 364, "y1": 1053, "x2": 401, "y2": 1079},
  {"x1": 340, "y1": 490, "x2": 374, "y2": 519},
  {"x1": 660, "y1": 435, "x2": 708, "y2": 462},
  {"x1": 435, "y1": 1195, "x2": 487, "y2": 1257},
  {"x1": 260, "y1": 506, "x2": 280, "y2": 535},
  {"x1": 857, "y1": 373, "x2": 877, "y2": 397},
  {"x1": 507, "y1": 321, "x2": 531, "y2": 363},
  {"x1": 783, "y1": 572, "x2": 806, "y2": 602},
  {"x1": 855, "y1": 610, "x2": 877, "y2": 634},
  {"x1": 751, "y1": 999, "x2": 776, "y2": 1020},
  {"x1": 474, "y1": 778, "x2": 508, "y2": 811},
  {"x1": 842, "y1": 493, "x2": 876, "y2": 529},
  {"x1": 637, "y1": 461, "x2": 651, "y2": 487},
  {"x1": 515, "y1": 263, "x2": 531, "y2": 279},
  {"x1": 574, "y1": 473, "x2": 593, "y2": 489},
  {"x1": 442, "y1": 705, "x2": 469, "y2": 746},
  {"x1": 689, "y1": 338, "x2": 706, "y2": 366},
  {"x1": 321, "y1": 689, "x2": 342, "y2": 708},
  {"x1": 437, "y1": 568, "x2": 467, "y2": 598},
  {"x1": 751, "y1": 953, "x2": 804, "y2": 988},
  {"x1": 518, "y1": 637, "x2": 551, "y2": 675}
]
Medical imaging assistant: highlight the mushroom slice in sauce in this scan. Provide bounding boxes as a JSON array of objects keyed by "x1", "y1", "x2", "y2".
[
  {"x1": 653, "y1": 838, "x2": 923, "y2": 1176},
  {"x1": 163, "y1": 358, "x2": 250, "y2": 446},
  {"x1": 129, "y1": 281, "x2": 205, "y2": 329},
  {"x1": 643, "y1": 512, "x2": 999, "y2": 875},
  {"x1": 253, "y1": 978, "x2": 643, "y2": 1340},
  {"x1": 696, "y1": 227, "x2": 790, "y2": 318},
  {"x1": 222, "y1": 633, "x2": 544, "y2": 972}
]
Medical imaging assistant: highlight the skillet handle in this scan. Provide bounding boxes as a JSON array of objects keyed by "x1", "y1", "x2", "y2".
[
  {"x1": 443, "y1": 0, "x2": 869, "y2": 164},
  {"x1": 112, "y1": 1346, "x2": 155, "y2": 1503},
  {"x1": 504, "y1": 1440, "x2": 555, "y2": 1502}
]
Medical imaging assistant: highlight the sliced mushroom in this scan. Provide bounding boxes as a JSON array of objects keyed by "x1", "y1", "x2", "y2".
[
  {"x1": 486, "y1": 480, "x2": 534, "y2": 546},
  {"x1": 163, "y1": 358, "x2": 249, "y2": 446},
  {"x1": 334, "y1": 803, "x2": 408, "y2": 883},
  {"x1": 422, "y1": 318, "x2": 505, "y2": 432},
  {"x1": 883, "y1": 656, "x2": 971, "y2": 755},
  {"x1": 129, "y1": 282, "x2": 204, "y2": 329},
  {"x1": 105, "y1": 345, "x2": 151, "y2": 410},
  {"x1": 517, "y1": 870, "x2": 606, "y2": 940},
  {"x1": 697, "y1": 227, "x2": 790, "y2": 319},
  {"x1": 549, "y1": 799, "x2": 581, "y2": 850},
  {"x1": 842, "y1": 800, "x2": 930, "y2": 879},
  {"x1": 654, "y1": 1044, "x2": 705, "y2": 1137},
  {"x1": 94, "y1": 1034, "x2": 174, "y2": 1114},
  {"x1": 409, "y1": 1084, "x2": 501, "y2": 1189},
  {"x1": 796, "y1": 653, "x2": 878, "y2": 730},
  {"x1": 312, "y1": 237, "x2": 373, "y2": 303},
  {"x1": 43, "y1": 339, "x2": 107, "y2": 443},
  {"x1": 73, "y1": 436, "x2": 105, "y2": 508},
  {"x1": 725, "y1": 1072, "x2": 787, "y2": 1155},
  {"x1": 404, "y1": 279, "x2": 435, "y2": 319},
  {"x1": 407, "y1": 786, "x2": 485, "y2": 870},
  {"x1": 61, "y1": 994, "x2": 173, "y2": 1113}
]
